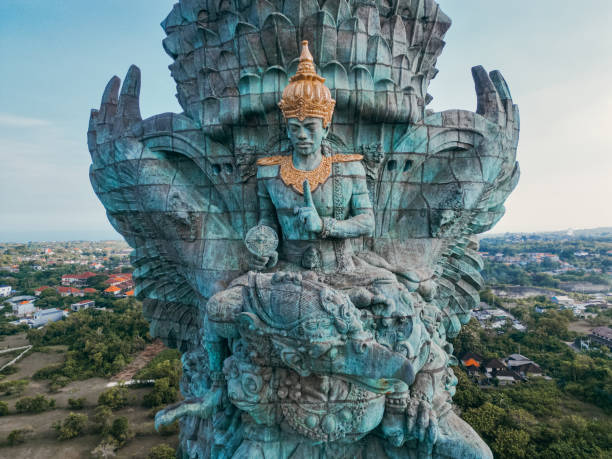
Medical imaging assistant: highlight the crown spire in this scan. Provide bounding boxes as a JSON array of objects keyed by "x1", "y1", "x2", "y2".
[{"x1": 278, "y1": 41, "x2": 336, "y2": 127}]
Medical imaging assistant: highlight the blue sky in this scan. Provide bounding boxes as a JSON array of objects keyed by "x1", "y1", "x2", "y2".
[{"x1": 1, "y1": 0, "x2": 611, "y2": 241}]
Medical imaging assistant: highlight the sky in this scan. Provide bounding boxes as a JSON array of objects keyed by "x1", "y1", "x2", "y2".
[{"x1": 0, "y1": 0, "x2": 611, "y2": 242}]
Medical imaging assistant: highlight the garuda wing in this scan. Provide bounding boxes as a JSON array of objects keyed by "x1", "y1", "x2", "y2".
[
  {"x1": 374, "y1": 66, "x2": 520, "y2": 339},
  {"x1": 88, "y1": 66, "x2": 247, "y2": 351}
]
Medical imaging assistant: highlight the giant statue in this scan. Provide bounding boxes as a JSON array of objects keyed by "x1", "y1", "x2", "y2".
[{"x1": 88, "y1": 1, "x2": 519, "y2": 457}]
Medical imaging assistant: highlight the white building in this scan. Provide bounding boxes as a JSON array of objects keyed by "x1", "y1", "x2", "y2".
[
  {"x1": 552, "y1": 295, "x2": 574, "y2": 306},
  {"x1": 28, "y1": 308, "x2": 63, "y2": 328},
  {"x1": 13, "y1": 301, "x2": 36, "y2": 318},
  {"x1": 0, "y1": 286, "x2": 12, "y2": 298},
  {"x1": 71, "y1": 300, "x2": 95, "y2": 312}
]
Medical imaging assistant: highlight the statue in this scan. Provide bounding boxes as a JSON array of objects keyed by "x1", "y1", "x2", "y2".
[{"x1": 87, "y1": 1, "x2": 519, "y2": 458}]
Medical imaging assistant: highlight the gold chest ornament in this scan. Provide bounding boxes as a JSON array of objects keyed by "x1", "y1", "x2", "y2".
[{"x1": 257, "y1": 154, "x2": 363, "y2": 195}]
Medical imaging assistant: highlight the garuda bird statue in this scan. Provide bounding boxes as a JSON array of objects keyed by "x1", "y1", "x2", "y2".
[{"x1": 88, "y1": 0, "x2": 519, "y2": 457}]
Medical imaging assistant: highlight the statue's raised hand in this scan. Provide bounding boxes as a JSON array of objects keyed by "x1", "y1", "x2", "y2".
[{"x1": 294, "y1": 180, "x2": 323, "y2": 233}]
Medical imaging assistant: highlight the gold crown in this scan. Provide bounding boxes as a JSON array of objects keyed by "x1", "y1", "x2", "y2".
[{"x1": 278, "y1": 41, "x2": 336, "y2": 128}]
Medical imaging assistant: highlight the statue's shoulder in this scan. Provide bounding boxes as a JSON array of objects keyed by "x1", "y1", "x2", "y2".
[
  {"x1": 331, "y1": 154, "x2": 365, "y2": 176},
  {"x1": 256, "y1": 156, "x2": 283, "y2": 178}
]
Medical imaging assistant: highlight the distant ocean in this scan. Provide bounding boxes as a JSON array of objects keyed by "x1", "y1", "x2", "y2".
[{"x1": 0, "y1": 229, "x2": 122, "y2": 243}]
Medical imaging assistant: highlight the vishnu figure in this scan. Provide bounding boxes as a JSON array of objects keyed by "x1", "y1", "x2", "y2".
[{"x1": 253, "y1": 42, "x2": 372, "y2": 276}]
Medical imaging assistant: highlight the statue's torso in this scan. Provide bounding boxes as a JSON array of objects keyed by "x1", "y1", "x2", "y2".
[{"x1": 258, "y1": 159, "x2": 363, "y2": 241}]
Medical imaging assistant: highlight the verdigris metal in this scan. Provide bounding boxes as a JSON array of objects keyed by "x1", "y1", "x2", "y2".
[{"x1": 87, "y1": 1, "x2": 519, "y2": 458}]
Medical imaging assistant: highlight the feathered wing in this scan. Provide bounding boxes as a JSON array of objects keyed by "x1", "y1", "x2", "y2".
[
  {"x1": 376, "y1": 66, "x2": 520, "y2": 340},
  {"x1": 88, "y1": 67, "x2": 246, "y2": 351}
]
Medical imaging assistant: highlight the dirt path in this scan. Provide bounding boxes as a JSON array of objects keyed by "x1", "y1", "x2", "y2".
[
  {"x1": 0, "y1": 345, "x2": 32, "y2": 371},
  {"x1": 112, "y1": 339, "x2": 166, "y2": 382}
]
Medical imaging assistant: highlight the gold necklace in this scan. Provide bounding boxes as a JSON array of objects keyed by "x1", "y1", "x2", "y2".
[{"x1": 257, "y1": 154, "x2": 364, "y2": 195}]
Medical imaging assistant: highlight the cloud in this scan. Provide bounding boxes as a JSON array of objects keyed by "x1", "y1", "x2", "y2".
[{"x1": 0, "y1": 113, "x2": 51, "y2": 128}]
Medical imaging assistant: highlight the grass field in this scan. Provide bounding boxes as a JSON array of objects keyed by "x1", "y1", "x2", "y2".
[{"x1": 0, "y1": 333, "x2": 179, "y2": 458}]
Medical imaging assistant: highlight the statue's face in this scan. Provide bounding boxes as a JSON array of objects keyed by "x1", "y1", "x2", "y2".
[{"x1": 287, "y1": 117, "x2": 328, "y2": 156}]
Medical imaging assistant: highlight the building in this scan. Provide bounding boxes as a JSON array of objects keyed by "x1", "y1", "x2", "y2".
[
  {"x1": 552, "y1": 295, "x2": 574, "y2": 306},
  {"x1": 7, "y1": 295, "x2": 36, "y2": 307},
  {"x1": 484, "y1": 359, "x2": 506, "y2": 377},
  {"x1": 56, "y1": 286, "x2": 84, "y2": 297},
  {"x1": 461, "y1": 352, "x2": 484, "y2": 376},
  {"x1": 34, "y1": 286, "x2": 52, "y2": 296},
  {"x1": 28, "y1": 308, "x2": 63, "y2": 328},
  {"x1": 496, "y1": 370, "x2": 520, "y2": 385},
  {"x1": 0, "y1": 285, "x2": 12, "y2": 297},
  {"x1": 13, "y1": 300, "x2": 36, "y2": 318},
  {"x1": 514, "y1": 363, "x2": 543, "y2": 378},
  {"x1": 590, "y1": 326, "x2": 612, "y2": 350},
  {"x1": 71, "y1": 300, "x2": 95, "y2": 312},
  {"x1": 104, "y1": 285, "x2": 122, "y2": 296},
  {"x1": 61, "y1": 272, "x2": 97, "y2": 287},
  {"x1": 505, "y1": 353, "x2": 534, "y2": 369}
]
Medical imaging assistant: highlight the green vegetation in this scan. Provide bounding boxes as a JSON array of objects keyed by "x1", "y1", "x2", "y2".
[
  {"x1": 0, "y1": 379, "x2": 28, "y2": 396},
  {"x1": 98, "y1": 386, "x2": 129, "y2": 411},
  {"x1": 15, "y1": 394, "x2": 55, "y2": 413},
  {"x1": 136, "y1": 349, "x2": 182, "y2": 408},
  {"x1": 6, "y1": 428, "x2": 32, "y2": 446},
  {"x1": 68, "y1": 397, "x2": 86, "y2": 410},
  {"x1": 28, "y1": 300, "x2": 149, "y2": 383},
  {"x1": 93, "y1": 405, "x2": 113, "y2": 435},
  {"x1": 455, "y1": 369, "x2": 612, "y2": 458},
  {"x1": 454, "y1": 285, "x2": 612, "y2": 458},
  {"x1": 148, "y1": 443, "x2": 176, "y2": 459},
  {"x1": 480, "y1": 232, "x2": 612, "y2": 288},
  {"x1": 454, "y1": 309, "x2": 612, "y2": 412},
  {"x1": 109, "y1": 416, "x2": 133, "y2": 445},
  {"x1": 0, "y1": 241, "x2": 178, "y2": 455},
  {"x1": 54, "y1": 412, "x2": 88, "y2": 440}
]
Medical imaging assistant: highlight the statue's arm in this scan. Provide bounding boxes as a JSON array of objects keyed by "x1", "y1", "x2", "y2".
[
  {"x1": 256, "y1": 174, "x2": 280, "y2": 233},
  {"x1": 322, "y1": 162, "x2": 374, "y2": 239}
]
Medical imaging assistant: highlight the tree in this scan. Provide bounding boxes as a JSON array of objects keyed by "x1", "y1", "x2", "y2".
[
  {"x1": 40, "y1": 288, "x2": 59, "y2": 298},
  {"x1": 143, "y1": 377, "x2": 179, "y2": 408},
  {"x1": 491, "y1": 427, "x2": 531, "y2": 459},
  {"x1": 0, "y1": 401, "x2": 8, "y2": 416},
  {"x1": 15, "y1": 394, "x2": 55, "y2": 413},
  {"x1": 110, "y1": 416, "x2": 133, "y2": 445},
  {"x1": 68, "y1": 397, "x2": 86, "y2": 410},
  {"x1": 98, "y1": 386, "x2": 129, "y2": 410},
  {"x1": 148, "y1": 444, "x2": 176, "y2": 459},
  {"x1": 93, "y1": 405, "x2": 113, "y2": 435},
  {"x1": 6, "y1": 427, "x2": 32, "y2": 446},
  {"x1": 462, "y1": 402, "x2": 505, "y2": 439},
  {"x1": 54, "y1": 412, "x2": 88, "y2": 440}
]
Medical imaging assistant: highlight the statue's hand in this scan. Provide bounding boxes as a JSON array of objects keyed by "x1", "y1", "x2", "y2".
[
  {"x1": 295, "y1": 180, "x2": 323, "y2": 233},
  {"x1": 155, "y1": 387, "x2": 226, "y2": 431},
  {"x1": 405, "y1": 398, "x2": 438, "y2": 456},
  {"x1": 249, "y1": 251, "x2": 278, "y2": 271}
]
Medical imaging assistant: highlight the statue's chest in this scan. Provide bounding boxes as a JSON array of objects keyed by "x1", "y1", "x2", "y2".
[{"x1": 266, "y1": 175, "x2": 353, "y2": 218}]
